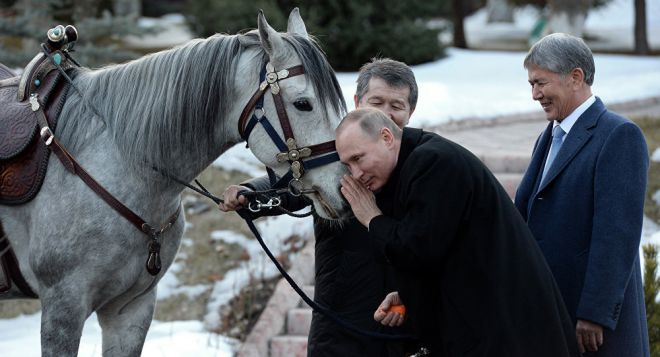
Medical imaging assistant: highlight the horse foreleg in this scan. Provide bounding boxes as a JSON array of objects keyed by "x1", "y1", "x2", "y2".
[
  {"x1": 97, "y1": 288, "x2": 156, "y2": 357},
  {"x1": 40, "y1": 292, "x2": 88, "y2": 357}
]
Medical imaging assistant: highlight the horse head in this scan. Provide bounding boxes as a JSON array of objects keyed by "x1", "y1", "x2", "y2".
[{"x1": 240, "y1": 9, "x2": 349, "y2": 220}]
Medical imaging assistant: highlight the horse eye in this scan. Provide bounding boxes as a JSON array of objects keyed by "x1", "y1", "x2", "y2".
[{"x1": 293, "y1": 99, "x2": 313, "y2": 112}]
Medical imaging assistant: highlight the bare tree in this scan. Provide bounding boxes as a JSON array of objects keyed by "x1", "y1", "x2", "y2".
[
  {"x1": 452, "y1": 0, "x2": 467, "y2": 48},
  {"x1": 634, "y1": 0, "x2": 650, "y2": 54}
]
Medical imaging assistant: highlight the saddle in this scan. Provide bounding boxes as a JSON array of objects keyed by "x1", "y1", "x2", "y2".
[
  {"x1": 0, "y1": 25, "x2": 79, "y2": 298},
  {"x1": 0, "y1": 31, "x2": 75, "y2": 205}
]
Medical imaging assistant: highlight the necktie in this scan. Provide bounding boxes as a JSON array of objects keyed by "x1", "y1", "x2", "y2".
[{"x1": 540, "y1": 125, "x2": 566, "y2": 185}]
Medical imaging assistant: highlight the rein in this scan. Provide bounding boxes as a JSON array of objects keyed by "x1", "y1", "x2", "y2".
[
  {"x1": 155, "y1": 171, "x2": 314, "y2": 219},
  {"x1": 179, "y1": 183, "x2": 417, "y2": 341},
  {"x1": 181, "y1": 62, "x2": 416, "y2": 341},
  {"x1": 231, "y1": 62, "x2": 417, "y2": 341},
  {"x1": 235, "y1": 205, "x2": 418, "y2": 341},
  {"x1": 32, "y1": 28, "x2": 414, "y2": 341}
]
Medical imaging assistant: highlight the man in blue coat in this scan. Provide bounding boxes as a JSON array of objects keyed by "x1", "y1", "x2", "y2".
[{"x1": 515, "y1": 33, "x2": 650, "y2": 356}]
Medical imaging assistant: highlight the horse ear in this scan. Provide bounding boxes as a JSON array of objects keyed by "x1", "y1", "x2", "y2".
[
  {"x1": 258, "y1": 10, "x2": 285, "y2": 59},
  {"x1": 287, "y1": 7, "x2": 308, "y2": 38}
]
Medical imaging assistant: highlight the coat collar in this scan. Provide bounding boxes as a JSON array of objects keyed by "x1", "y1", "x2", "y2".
[
  {"x1": 535, "y1": 97, "x2": 606, "y2": 193},
  {"x1": 377, "y1": 127, "x2": 423, "y2": 199},
  {"x1": 398, "y1": 127, "x2": 423, "y2": 165}
]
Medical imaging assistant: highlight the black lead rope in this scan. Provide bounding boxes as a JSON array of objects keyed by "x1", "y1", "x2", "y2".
[
  {"x1": 45, "y1": 26, "x2": 414, "y2": 343},
  {"x1": 160, "y1": 173, "x2": 416, "y2": 340},
  {"x1": 235, "y1": 207, "x2": 418, "y2": 342}
]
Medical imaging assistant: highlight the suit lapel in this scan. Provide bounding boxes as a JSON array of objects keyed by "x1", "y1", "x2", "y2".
[
  {"x1": 525, "y1": 123, "x2": 553, "y2": 214},
  {"x1": 535, "y1": 98, "x2": 606, "y2": 193}
]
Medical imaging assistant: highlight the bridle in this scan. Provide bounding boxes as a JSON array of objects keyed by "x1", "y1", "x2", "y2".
[
  {"x1": 231, "y1": 63, "x2": 419, "y2": 343},
  {"x1": 155, "y1": 61, "x2": 419, "y2": 343},
  {"x1": 237, "y1": 62, "x2": 341, "y2": 197}
]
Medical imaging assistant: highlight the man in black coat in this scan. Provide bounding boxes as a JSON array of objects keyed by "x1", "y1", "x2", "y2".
[
  {"x1": 337, "y1": 108, "x2": 580, "y2": 356},
  {"x1": 220, "y1": 58, "x2": 416, "y2": 355}
]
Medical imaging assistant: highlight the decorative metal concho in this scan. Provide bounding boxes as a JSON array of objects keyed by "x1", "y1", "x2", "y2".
[
  {"x1": 259, "y1": 62, "x2": 291, "y2": 95},
  {"x1": 276, "y1": 138, "x2": 312, "y2": 180}
]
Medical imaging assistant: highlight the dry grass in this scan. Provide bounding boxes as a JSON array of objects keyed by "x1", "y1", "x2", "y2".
[
  {"x1": 0, "y1": 299, "x2": 40, "y2": 317},
  {"x1": 216, "y1": 274, "x2": 281, "y2": 340}
]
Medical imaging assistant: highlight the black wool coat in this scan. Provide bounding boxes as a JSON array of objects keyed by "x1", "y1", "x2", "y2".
[
  {"x1": 243, "y1": 178, "x2": 408, "y2": 356},
  {"x1": 369, "y1": 128, "x2": 580, "y2": 357}
]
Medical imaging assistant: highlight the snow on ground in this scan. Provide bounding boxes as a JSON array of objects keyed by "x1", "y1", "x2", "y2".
[
  {"x1": 0, "y1": 313, "x2": 238, "y2": 357},
  {"x1": 586, "y1": 0, "x2": 660, "y2": 50},
  {"x1": 125, "y1": 14, "x2": 194, "y2": 49},
  {"x1": 1, "y1": 0, "x2": 659, "y2": 355},
  {"x1": 203, "y1": 214, "x2": 313, "y2": 330},
  {"x1": 211, "y1": 144, "x2": 266, "y2": 177},
  {"x1": 652, "y1": 148, "x2": 660, "y2": 162},
  {"x1": 464, "y1": 0, "x2": 660, "y2": 51},
  {"x1": 0, "y1": 214, "x2": 313, "y2": 356},
  {"x1": 645, "y1": 218, "x2": 660, "y2": 245},
  {"x1": 336, "y1": 49, "x2": 660, "y2": 128}
]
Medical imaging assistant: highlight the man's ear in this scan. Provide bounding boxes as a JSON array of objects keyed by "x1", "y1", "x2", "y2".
[
  {"x1": 570, "y1": 68, "x2": 585, "y2": 88},
  {"x1": 381, "y1": 127, "x2": 394, "y2": 144},
  {"x1": 353, "y1": 94, "x2": 360, "y2": 109}
]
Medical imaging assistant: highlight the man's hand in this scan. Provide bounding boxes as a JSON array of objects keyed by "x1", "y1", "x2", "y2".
[
  {"x1": 340, "y1": 175, "x2": 382, "y2": 227},
  {"x1": 576, "y1": 319, "x2": 603, "y2": 353},
  {"x1": 218, "y1": 185, "x2": 250, "y2": 212},
  {"x1": 374, "y1": 291, "x2": 405, "y2": 327}
]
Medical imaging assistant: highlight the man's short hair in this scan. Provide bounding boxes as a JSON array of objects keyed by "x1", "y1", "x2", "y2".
[
  {"x1": 524, "y1": 33, "x2": 595, "y2": 86},
  {"x1": 337, "y1": 108, "x2": 403, "y2": 140},
  {"x1": 355, "y1": 58, "x2": 418, "y2": 110}
]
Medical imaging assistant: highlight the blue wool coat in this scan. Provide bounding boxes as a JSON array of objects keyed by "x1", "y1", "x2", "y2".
[{"x1": 515, "y1": 98, "x2": 650, "y2": 357}]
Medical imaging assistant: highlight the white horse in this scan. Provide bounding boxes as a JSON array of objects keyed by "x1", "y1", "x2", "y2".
[{"x1": 0, "y1": 9, "x2": 347, "y2": 356}]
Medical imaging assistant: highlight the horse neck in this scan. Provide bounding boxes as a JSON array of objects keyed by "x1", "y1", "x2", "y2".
[{"x1": 75, "y1": 36, "x2": 261, "y2": 184}]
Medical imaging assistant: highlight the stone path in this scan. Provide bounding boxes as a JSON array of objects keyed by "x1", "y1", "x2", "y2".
[{"x1": 237, "y1": 96, "x2": 660, "y2": 357}]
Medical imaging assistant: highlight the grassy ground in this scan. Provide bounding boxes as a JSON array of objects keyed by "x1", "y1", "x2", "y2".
[{"x1": 633, "y1": 116, "x2": 660, "y2": 224}]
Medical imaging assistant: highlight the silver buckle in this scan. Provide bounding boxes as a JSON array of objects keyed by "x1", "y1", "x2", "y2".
[
  {"x1": 40, "y1": 126, "x2": 54, "y2": 146},
  {"x1": 248, "y1": 197, "x2": 282, "y2": 212}
]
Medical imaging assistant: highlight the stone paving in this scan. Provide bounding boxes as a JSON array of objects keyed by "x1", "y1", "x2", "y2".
[{"x1": 237, "y1": 96, "x2": 660, "y2": 357}]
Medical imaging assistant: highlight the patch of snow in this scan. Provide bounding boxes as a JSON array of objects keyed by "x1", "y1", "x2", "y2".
[
  {"x1": 652, "y1": 148, "x2": 660, "y2": 162},
  {"x1": 212, "y1": 144, "x2": 267, "y2": 177}
]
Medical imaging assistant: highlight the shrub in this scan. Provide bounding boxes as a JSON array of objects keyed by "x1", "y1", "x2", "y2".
[
  {"x1": 185, "y1": 0, "x2": 446, "y2": 71},
  {"x1": 644, "y1": 244, "x2": 660, "y2": 355}
]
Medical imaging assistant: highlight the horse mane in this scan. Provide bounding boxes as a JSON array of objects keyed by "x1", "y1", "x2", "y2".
[{"x1": 55, "y1": 31, "x2": 346, "y2": 176}]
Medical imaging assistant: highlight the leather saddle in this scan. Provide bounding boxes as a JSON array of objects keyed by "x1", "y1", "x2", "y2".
[
  {"x1": 0, "y1": 52, "x2": 74, "y2": 205},
  {"x1": 0, "y1": 26, "x2": 79, "y2": 298}
]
